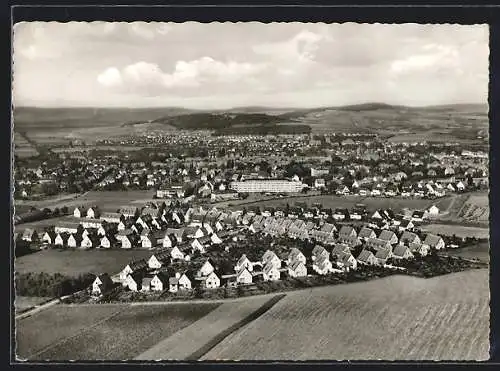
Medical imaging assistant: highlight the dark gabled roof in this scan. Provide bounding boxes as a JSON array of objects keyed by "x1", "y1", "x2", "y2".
[
  {"x1": 375, "y1": 248, "x2": 391, "y2": 260},
  {"x1": 358, "y1": 227, "x2": 375, "y2": 239},
  {"x1": 378, "y1": 230, "x2": 397, "y2": 242},
  {"x1": 393, "y1": 244, "x2": 412, "y2": 257},
  {"x1": 357, "y1": 249, "x2": 375, "y2": 262}
]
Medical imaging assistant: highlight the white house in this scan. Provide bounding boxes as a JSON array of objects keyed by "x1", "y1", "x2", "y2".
[
  {"x1": 150, "y1": 274, "x2": 168, "y2": 291},
  {"x1": 100, "y1": 236, "x2": 111, "y2": 248},
  {"x1": 426, "y1": 205, "x2": 440, "y2": 217},
  {"x1": 202, "y1": 271, "x2": 221, "y2": 289},
  {"x1": 197, "y1": 260, "x2": 215, "y2": 277},
  {"x1": 288, "y1": 260, "x2": 307, "y2": 278},
  {"x1": 235, "y1": 254, "x2": 253, "y2": 272},
  {"x1": 262, "y1": 262, "x2": 281, "y2": 281},
  {"x1": 170, "y1": 246, "x2": 185, "y2": 260},
  {"x1": 236, "y1": 268, "x2": 253, "y2": 285}
]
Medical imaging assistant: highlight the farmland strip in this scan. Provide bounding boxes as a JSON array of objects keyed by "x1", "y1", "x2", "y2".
[{"x1": 185, "y1": 294, "x2": 285, "y2": 361}]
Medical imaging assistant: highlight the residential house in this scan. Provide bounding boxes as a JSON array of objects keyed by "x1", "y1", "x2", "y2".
[
  {"x1": 262, "y1": 262, "x2": 281, "y2": 281},
  {"x1": 125, "y1": 272, "x2": 144, "y2": 292},
  {"x1": 391, "y1": 244, "x2": 415, "y2": 260},
  {"x1": 236, "y1": 268, "x2": 253, "y2": 285},
  {"x1": 41, "y1": 231, "x2": 56, "y2": 245},
  {"x1": 400, "y1": 231, "x2": 421, "y2": 246},
  {"x1": 73, "y1": 206, "x2": 86, "y2": 218},
  {"x1": 119, "y1": 260, "x2": 148, "y2": 281},
  {"x1": 356, "y1": 249, "x2": 378, "y2": 265},
  {"x1": 147, "y1": 252, "x2": 170, "y2": 270},
  {"x1": 409, "y1": 242, "x2": 431, "y2": 257},
  {"x1": 312, "y1": 245, "x2": 329, "y2": 261},
  {"x1": 21, "y1": 228, "x2": 38, "y2": 242},
  {"x1": 235, "y1": 254, "x2": 253, "y2": 272},
  {"x1": 150, "y1": 273, "x2": 169, "y2": 291},
  {"x1": 358, "y1": 227, "x2": 376, "y2": 241},
  {"x1": 91, "y1": 273, "x2": 114, "y2": 296},
  {"x1": 197, "y1": 260, "x2": 215, "y2": 277},
  {"x1": 262, "y1": 250, "x2": 281, "y2": 268},
  {"x1": 287, "y1": 247, "x2": 306, "y2": 266},
  {"x1": 170, "y1": 246, "x2": 185, "y2": 260},
  {"x1": 312, "y1": 255, "x2": 333, "y2": 275},
  {"x1": 365, "y1": 237, "x2": 392, "y2": 252},
  {"x1": 374, "y1": 248, "x2": 391, "y2": 265},
  {"x1": 335, "y1": 251, "x2": 358, "y2": 271},
  {"x1": 86, "y1": 207, "x2": 100, "y2": 219},
  {"x1": 141, "y1": 277, "x2": 154, "y2": 292},
  {"x1": 378, "y1": 230, "x2": 398, "y2": 245},
  {"x1": 288, "y1": 260, "x2": 307, "y2": 277},
  {"x1": 423, "y1": 234, "x2": 445, "y2": 250},
  {"x1": 200, "y1": 271, "x2": 221, "y2": 289},
  {"x1": 398, "y1": 219, "x2": 415, "y2": 232},
  {"x1": 426, "y1": 205, "x2": 440, "y2": 217},
  {"x1": 338, "y1": 226, "x2": 357, "y2": 240}
]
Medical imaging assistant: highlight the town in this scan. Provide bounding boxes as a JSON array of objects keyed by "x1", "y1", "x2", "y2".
[{"x1": 14, "y1": 131, "x2": 489, "y2": 303}]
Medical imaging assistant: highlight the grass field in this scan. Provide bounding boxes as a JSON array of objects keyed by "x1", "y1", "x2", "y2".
[
  {"x1": 421, "y1": 224, "x2": 490, "y2": 239},
  {"x1": 15, "y1": 249, "x2": 154, "y2": 276},
  {"x1": 15, "y1": 190, "x2": 156, "y2": 214},
  {"x1": 439, "y1": 241, "x2": 489, "y2": 263},
  {"x1": 136, "y1": 295, "x2": 284, "y2": 361},
  {"x1": 203, "y1": 269, "x2": 489, "y2": 361},
  {"x1": 29, "y1": 303, "x2": 220, "y2": 361},
  {"x1": 15, "y1": 297, "x2": 52, "y2": 312},
  {"x1": 15, "y1": 304, "x2": 126, "y2": 360},
  {"x1": 228, "y1": 195, "x2": 439, "y2": 214}
]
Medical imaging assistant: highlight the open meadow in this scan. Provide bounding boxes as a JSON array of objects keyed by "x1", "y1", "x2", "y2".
[
  {"x1": 228, "y1": 195, "x2": 443, "y2": 214},
  {"x1": 15, "y1": 249, "x2": 154, "y2": 277},
  {"x1": 203, "y1": 269, "x2": 489, "y2": 361},
  {"x1": 421, "y1": 224, "x2": 490, "y2": 239},
  {"x1": 15, "y1": 190, "x2": 156, "y2": 214},
  {"x1": 16, "y1": 302, "x2": 219, "y2": 360}
]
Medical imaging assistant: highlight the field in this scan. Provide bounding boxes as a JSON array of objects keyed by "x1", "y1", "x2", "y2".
[
  {"x1": 16, "y1": 302, "x2": 219, "y2": 360},
  {"x1": 439, "y1": 241, "x2": 490, "y2": 263},
  {"x1": 136, "y1": 294, "x2": 284, "y2": 361},
  {"x1": 14, "y1": 132, "x2": 39, "y2": 158},
  {"x1": 15, "y1": 249, "x2": 154, "y2": 277},
  {"x1": 228, "y1": 195, "x2": 441, "y2": 214},
  {"x1": 421, "y1": 224, "x2": 490, "y2": 239},
  {"x1": 203, "y1": 269, "x2": 489, "y2": 361},
  {"x1": 456, "y1": 194, "x2": 490, "y2": 223},
  {"x1": 15, "y1": 296, "x2": 52, "y2": 312},
  {"x1": 15, "y1": 190, "x2": 156, "y2": 214}
]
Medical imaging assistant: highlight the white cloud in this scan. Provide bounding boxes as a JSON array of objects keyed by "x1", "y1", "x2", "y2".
[
  {"x1": 97, "y1": 57, "x2": 266, "y2": 93},
  {"x1": 390, "y1": 44, "x2": 460, "y2": 75},
  {"x1": 253, "y1": 29, "x2": 326, "y2": 64},
  {"x1": 97, "y1": 67, "x2": 123, "y2": 87}
]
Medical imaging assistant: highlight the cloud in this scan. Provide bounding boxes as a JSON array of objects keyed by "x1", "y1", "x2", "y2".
[
  {"x1": 97, "y1": 57, "x2": 266, "y2": 94},
  {"x1": 390, "y1": 43, "x2": 461, "y2": 75},
  {"x1": 97, "y1": 67, "x2": 123, "y2": 87}
]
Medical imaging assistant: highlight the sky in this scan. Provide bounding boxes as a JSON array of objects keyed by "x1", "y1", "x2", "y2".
[{"x1": 12, "y1": 22, "x2": 489, "y2": 109}]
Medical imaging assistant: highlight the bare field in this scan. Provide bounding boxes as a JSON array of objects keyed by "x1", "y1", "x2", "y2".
[
  {"x1": 421, "y1": 224, "x2": 490, "y2": 239},
  {"x1": 15, "y1": 249, "x2": 154, "y2": 276},
  {"x1": 137, "y1": 295, "x2": 284, "y2": 361},
  {"x1": 32, "y1": 303, "x2": 219, "y2": 361},
  {"x1": 203, "y1": 269, "x2": 489, "y2": 361}
]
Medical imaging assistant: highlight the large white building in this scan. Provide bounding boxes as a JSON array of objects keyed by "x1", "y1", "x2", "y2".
[{"x1": 230, "y1": 179, "x2": 306, "y2": 193}]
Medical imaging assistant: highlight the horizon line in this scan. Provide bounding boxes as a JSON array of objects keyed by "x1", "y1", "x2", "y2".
[{"x1": 13, "y1": 101, "x2": 489, "y2": 111}]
